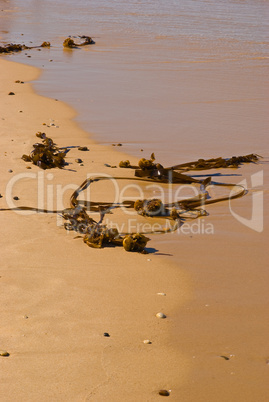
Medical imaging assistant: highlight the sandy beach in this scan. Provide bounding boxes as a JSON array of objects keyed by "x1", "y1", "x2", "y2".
[
  {"x1": 1, "y1": 57, "x2": 268, "y2": 401},
  {"x1": 0, "y1": 58, "x2": 193, "y2": 401},
  {"x1": 1, "y1": 0, "x2": 269, "y2": 399}
]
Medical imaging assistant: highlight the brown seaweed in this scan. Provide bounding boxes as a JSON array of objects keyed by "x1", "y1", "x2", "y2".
[
  {"x1": 123, "y1": 234, "x2": 150, "y2": 252},
  {"x1": 119, "y1": 160, "x2": 131, "y2": 168},
  {"x1": 2, "y1": 149, "x2": 262, "y2": 253},
  {"x1": 0, "y1": 41, "x2": 51, "y2": 54},
  {"x1": 134, "y1": 198, "x2": 165, "y2": 216},
  {"x1": 21, "y1": 132, "x2": 67, "y2": 169},
  {"x1": 63, "y1": 36, "x2": 94, "y2": 48}
]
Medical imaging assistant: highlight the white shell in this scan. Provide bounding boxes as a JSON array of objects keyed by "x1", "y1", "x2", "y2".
[
  {"x1": 143, "y1": 339, "x2": 152, "y2": 344},
  {"x1": 157, "y1": 293, "x2": 166, "y2": 296},
  {"x1": 156, "y1": 312, "x2": 166, "y2": 319}
]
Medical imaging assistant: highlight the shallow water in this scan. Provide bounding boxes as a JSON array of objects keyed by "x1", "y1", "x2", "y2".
[{"x1": 1, "y1": 0, "x2": 268, "y2": 165}]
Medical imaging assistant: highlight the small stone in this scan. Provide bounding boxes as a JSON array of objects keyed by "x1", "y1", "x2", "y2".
[
  {"x1": 24, "y1": 315, "x2": 28, "y2": 319},
  {"x1": 8, "y1": 92, "x2": 15, "y2": 95},
  {"x1": 42, "y1": 123, "x2": 46, "y2": 125},
  {"x1": 13, "y1": 196, "x2": 19, "y2": 201},
  {"x1": 50, "y1": 123, "x2": 55, "y2": 126},
  {"x1": 8, "y1": 169, "x2": 13, "y2": 173},
  {"x1": 103, "y1": 332, "x2": 110, "y2": 337},
  {"x1": 156, "y1": 312, "x2": 166, "y2": 319},
  {"x1": 0, "y1": 350, "x2": 9, "y2": 357},
  {"x1": 157, "y1": 293, "x2": 166, "y2": 296},
  {"x1": 159, "y1": 389, "x2": 170, "y2": 396},
  {"x1": 78, "y1": 146, "x2": 89, "y2": 151},
  {"x1": 143, "y1": 339, "x2": 152, "y2": 344},
  {"x1": 117, "y1": 143, "x2": 122, "y2": 146},
  {"x1": 75, "y1": 159, "x2": 83, "y2": 164},
  {"x1": 147, "y1": 259, "x2": 151, "y2": 262}
]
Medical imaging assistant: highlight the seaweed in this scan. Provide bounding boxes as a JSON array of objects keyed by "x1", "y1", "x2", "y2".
[
  {"x1": 0, "y1": 41, "x2": 51, "y2": 54},
  {"x1": 41, "y1": 41, "x2": 51, "y2": 47},
  {"x1": 21, "y1": 132, "x2": 67, "y2": 169},
  {"x1": 2, "y1": 149, "x2": 262, "y2": 253},
  {"x1": 123, "y1": 234, "x2": 150, "y2": 252},
  {"x1": 63, "y1": 36, "x2": 94, "y2": 48},
  {"x1": 119, "y1": 160, "x2": 131, "y2": 168},
  {"x1": 134, "y1": 199, "x2": 165, "y2": 216}
]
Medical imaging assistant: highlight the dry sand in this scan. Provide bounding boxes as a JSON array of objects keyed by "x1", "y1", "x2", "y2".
[{"x1": 1, "y1": 58, "x2": 269, "y2": 402}]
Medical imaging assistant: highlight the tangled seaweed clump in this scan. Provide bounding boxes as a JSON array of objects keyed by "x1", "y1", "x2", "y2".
[
  {"x1": 134, "y1": 199, "x2": 164, "y2": 216},
  {"x1": 21, "y1": 132, "x2": 67, "y2": 169},
  {"x1": 62, "y1": 206, "x2": 150, "y2": 252},
  {"x1": 122, "y1": 234, "x2": 150, "y2": 252},
  {"x1": 41, "y1": 41, "x2": 51, "y2": 47},
  {"x1": 0, "y1": 41, "x2": 52, "y2": 54},
  {"x1": 119, "y1": 160, "x2": 131, "y2": 168},
  {"x1": 0, "y1": 43, "x2": 29, "y2": 53},
  {"x1": 63, "y1": 36, "x2": 94, "y2": 48},
  {"x1": 138, "y1": 153, "x2": 156, "y2": 170}
]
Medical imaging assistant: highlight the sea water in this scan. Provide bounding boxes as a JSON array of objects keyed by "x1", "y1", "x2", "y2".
[{"x1": 1, "y1": 0, "x2": 268, "y2": 164}]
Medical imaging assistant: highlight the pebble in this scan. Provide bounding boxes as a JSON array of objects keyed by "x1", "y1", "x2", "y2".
[
  {"x1": 147, "y1": 258, "x2": 151, "y2": 262},
  {"x1": 103, "y1": 332, "x2": 110, "y2": 337},
  {"x1": 0, "y1": 350, "x2": 9, "y2": 357},
  {"x1": 8, "y1": 169, "x2": 13, "y2": 173},
  {"x1": 78, "y1": 146, "x2": 89, "y2": 151},
  {"x1": 8, "y1": 92, "x2": 15, "y2": 95},
  {"x1": 159, "y1": 389, "x2": 170, "y2": 396},
  {"x1": 157, "y1": 293, "x2": 166, "y2": 296},
  {"x1": 13, "y1": 196, "x2": 19, "y2": 201},
  {"x1": 156, "y1": 312, "x2": 166, "y2": 319},
  {"x1": 143, "y1": 339, "x2": 152, "y2": 344},
  {"x1": 75, "y1": 159, "x2": 83, "y2": 164}
]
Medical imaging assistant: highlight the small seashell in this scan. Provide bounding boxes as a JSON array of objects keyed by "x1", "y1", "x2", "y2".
[
  {"x1": 157, "y1": 293, "x2": 166, "y2": 296},
  {"x1": 159, "y1": 389, "x2": 170, "y2": 396},
  {"x1": 156, "y1": 312, "x2": 166, "y2": 319},
  {"x1": 0, "y1": 350, "x2": 9, "y2": 357},
  {"x1": 143, "y1": 339, "x2": 152, "y2": 344}
]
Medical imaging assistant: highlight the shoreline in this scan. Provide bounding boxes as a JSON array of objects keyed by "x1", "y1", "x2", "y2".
[{"x1": 0, "y1": 58, "x2": 192, "y2": 401}]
